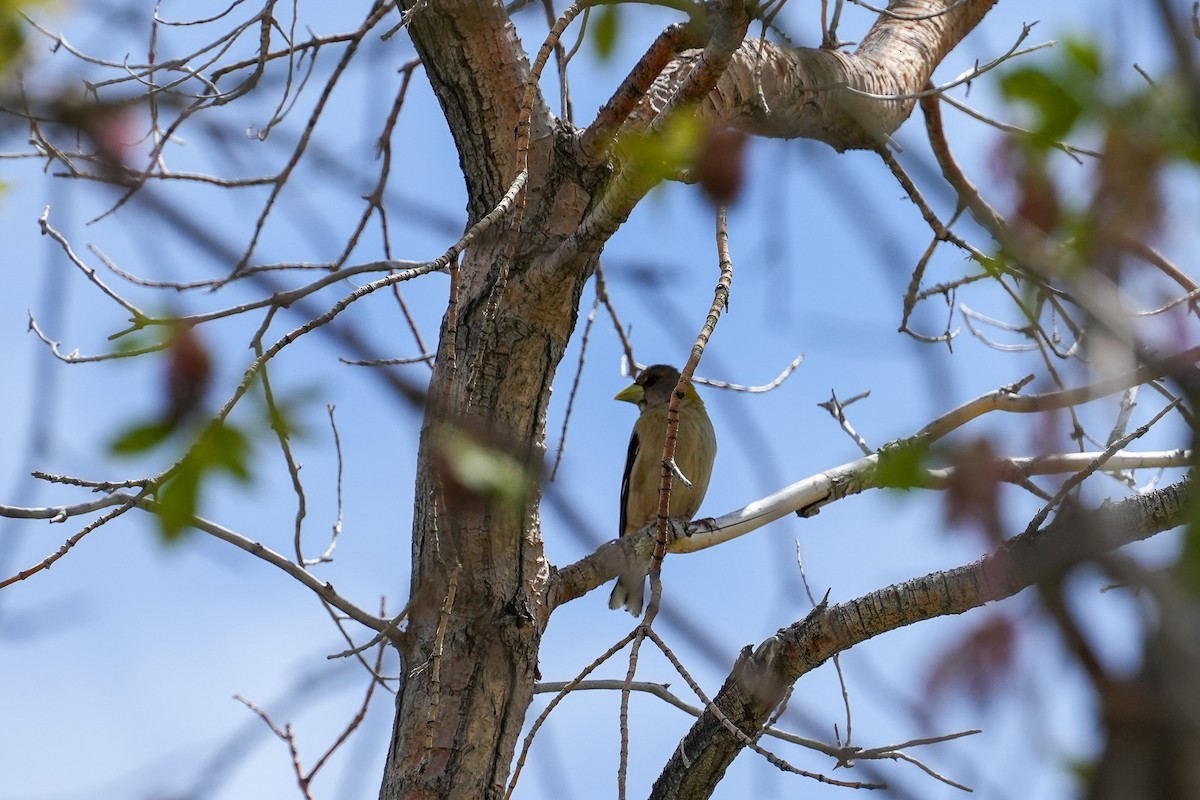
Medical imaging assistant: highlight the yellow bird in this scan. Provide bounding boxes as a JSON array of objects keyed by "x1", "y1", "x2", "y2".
[{"x1": 610, "y1": 364, "x2": 717, "y2": 615}]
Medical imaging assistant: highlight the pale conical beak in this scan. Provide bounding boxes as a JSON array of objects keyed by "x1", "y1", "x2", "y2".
[{"x1": 614, "y1": 384, "x2": 644, "y2": 404}]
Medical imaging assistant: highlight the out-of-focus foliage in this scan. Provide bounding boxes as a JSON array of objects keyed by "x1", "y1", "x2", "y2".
[
  {"x1": 1000, "y1": 38, "x2": 1103, "y2": 148},
  {"x1": 0, "y1": 0, "x2": 42, "y2": 75},
  {"x1": 155, "y1": 422, "x2": 252, "y2": 542},
  {"x1": 1182, "y1": 495, "x2": 1200, "y2": 593},
  {"x1": 112, "y1": 419, "x2": 253, "y2": 543},
  {"x1": 875, "y1": 439, "x2": 931, "y2": 491},
  {"x1": 998, "y1": 36, "x2": 1200, "y2": 245},
  {"x1": 614, "y1": 113, "x2": 706, "y2": 182},
  {"x1": 432, "y1": 425, "x2": 538, "y2": 522},
  {"x1": 591, "y1": 5, "x2": 621, "y2": 61},
  {"x1": 107, "y1": 321, "x2": 252, "y2": 542},
  {"x1": 0, "y1": 0, "x2": 48, "y2": 196},
  {"x1": 998, "y1": 33, "x2": 1200, "y2": 597}
]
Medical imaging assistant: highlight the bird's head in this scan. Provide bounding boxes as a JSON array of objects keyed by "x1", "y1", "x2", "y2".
[{"x1": 614, "y1": 364, "x2": 702, "y2": 410}]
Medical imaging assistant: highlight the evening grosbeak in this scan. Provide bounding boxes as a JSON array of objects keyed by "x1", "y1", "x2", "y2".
[{"x1": 609, "y1": 365, "x2": 717, "y2": 615}]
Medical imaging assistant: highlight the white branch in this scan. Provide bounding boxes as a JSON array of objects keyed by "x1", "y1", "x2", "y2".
[{"x1": 673, "y1": 449, "x2": 1191, "y2": 554}]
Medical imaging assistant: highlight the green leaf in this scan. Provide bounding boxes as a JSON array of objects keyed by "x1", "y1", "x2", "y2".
[
  {"x1": 111, "y1": 330, "x2": 162, "y2": 354},
  {"x1": 1000, "y1": 66, "x2": 1084, "y2": 146},
  {"x1": 117, "y1": 419, "x2": 255, "y2": 542},
  {"x1": 212, "y1": 425, "x2": 252, "y2": 482},
  {"x1": 155, "y1": 462, "x2": 200, "y2": 543},
  {"x1": 193, "y1": 422, "x2": 253, "y2": 483},
  {"x1": 614, "y1": 114, "x2": 706, "y2": 182},
  {"x1": 876, "y1": 441, "x2": 930, "y2": 490},
  {"x1": 1064, "y1": 38, "x2": 1102, "y2": 76},
  {"x1": 998, "y1": 37, "x2": 1106, "y2": 148},
  {"x1": 444, "y1": 434, "x2": 529, "y2": 504},
  {"x1": 436, "y1": 426, "x2": 535, "y2": 518},
  {"x1": 0, "y1": 14, "x2": 26, "y2": 74},
  {"x1": 257, "y1": 383, "x2": 319, "y2": 441},
  {"x1": 111, "y1": 421, "x2": 174, "y2": 454},
  {"x1": 593, "y1": 6, "x2": 619, "y2": 61}
]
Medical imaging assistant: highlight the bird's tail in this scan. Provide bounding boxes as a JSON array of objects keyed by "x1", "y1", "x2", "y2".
[{"x1": 608, "y1": 576, "x2": 644, "y2": 616}]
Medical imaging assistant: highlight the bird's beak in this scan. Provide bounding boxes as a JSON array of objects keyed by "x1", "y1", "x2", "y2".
[{"x1": 614, "y1": 383, "x2": 644, "y2": 404}]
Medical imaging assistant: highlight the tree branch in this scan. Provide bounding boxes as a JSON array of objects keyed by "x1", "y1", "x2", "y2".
[
  {"x1": 0, "y1": 492, "x2": 392, "y2": 634},
  {"x1": 650, "y1": 477, "x2": 1193, "y2": 797},
  {"x1": 637, "y1": 0, "x2": 999, "y2": 147},
  {"x1": 549, "y1": 350, "x2": 1198, "y2": 608},
  {"x1": 405, "y1": 0, "x2": 550, "y2": 218}
]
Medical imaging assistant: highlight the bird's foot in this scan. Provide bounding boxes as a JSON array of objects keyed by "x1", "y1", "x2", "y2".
[{"x1": 685, "y1": 516, "x2": 717, "y2": 537}]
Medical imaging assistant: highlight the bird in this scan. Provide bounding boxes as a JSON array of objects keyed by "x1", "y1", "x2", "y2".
[{"x1": 609, "y1": 364, "x2": 717, "y2": 615}]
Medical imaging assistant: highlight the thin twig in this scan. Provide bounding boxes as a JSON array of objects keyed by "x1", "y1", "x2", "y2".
[
  {"x1": 422, "y1": 574, "x2": 459, "y2": 759},
  {"x1": 505, "y1": 631, "x2": 639, "y2": 799},
  {"x1": 1024, "y1": 399, "x2": 1181, "y2": 534},
  {"x1": 550, "y1": 297, "x2": 599, "y2": 481}
]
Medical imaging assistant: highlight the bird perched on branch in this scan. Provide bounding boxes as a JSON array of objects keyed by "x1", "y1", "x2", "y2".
[{"x1": 609, "y1": 364, "x2": 717, "y2": 615}]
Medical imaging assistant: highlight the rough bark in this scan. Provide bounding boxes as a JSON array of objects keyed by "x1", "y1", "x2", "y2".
[
  {"x1": 650, "y1": 479, "x2": 1194, "y2": 798},
  {"x1": 377, "y1": 200, "x2": 594, "y2": 799},
  {"x1": 377, "y1": 4, "x2": 583, "y2": 798}
]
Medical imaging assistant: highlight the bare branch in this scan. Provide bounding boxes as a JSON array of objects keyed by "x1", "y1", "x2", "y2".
[
  {"x1": 0, "y1": 490, "x2": 389, "y2": 631},
  {"x1": 506, "y1": 631, "x2": 640, "y2": 799},
  {"x1": 653, "y1": 478, "x2": 1192, "y2": 793},
  {"x1": 550, "y1": 356, "x2": 1197, "y2": 606},
  {"x1": 0, "y1": 498, "x2": 138, "y2": 589},
  {"x1": 818, "y1": 389, "x2": 874, "y2": 455},
  {"x1": 38, "y1": 207, "x2": 146, "y2": 321},
  {"x1": 847, "y1": 25, "x2": 1053, "y2": 101},
  {"x1": 693, "y1": 354, "x2": 805, "y2": 393}
]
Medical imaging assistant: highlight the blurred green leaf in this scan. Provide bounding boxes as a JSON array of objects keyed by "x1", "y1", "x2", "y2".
[
  {"x1": 0, "y1": 7, "x2": 27, "y2": 75},
  {"x1": 1000, "y1": 67, "x2": 1085, "y2": 146},
  {"x1": 203, "y1": 422, "x2": 253, "y2": 482},
  {"x1": 156, "y1": 461, "x2": 200, "y2": 543},
  {"x1": 1062, "y1": 755, "x2": 1094, "y2": 787},
  {"x1": 1064, "y1": 38, "x2": 1102, "y2": 76},
  {"x1": 593, "y1": 6, "x2": 619, "y2": 61},
  {"x1": 442, "y1": 431, "x2": 530, "y2": 506},
  {"x1": 1123, "y1": 83, "x2": 1200, "y2": 167},
  {"x1": 1180, "y1": 497, "x2": 1200, "y2": 594},
  {"x1": 111, "y1": 421, "x2": 174, "y2": 454},
  {"x1": 113, "y1": 419, "x2": 254, "y2": 542},
  {"x1": 999, "y1": 37, "x2": 1103, "y2": 148},
  {"x1": 111, "y1": 330, "x2": 163, "y2": 354},
  {"x1": 257, "y1": 383, "x2": 320, "y2": 441},
  {"x1": 0, "y1": 0, "x2": 53, "y2": 75},
  {"x1": 614, "y1": 114, "x2": 705, "y2": 183},
  {"x1": 876, "y1": 441, "x2": 930, "y2": 490}
]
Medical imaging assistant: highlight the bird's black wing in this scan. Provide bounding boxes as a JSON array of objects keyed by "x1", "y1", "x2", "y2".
[{"x1": 619, "y1": 428, "x2": 639, "y2": 537}]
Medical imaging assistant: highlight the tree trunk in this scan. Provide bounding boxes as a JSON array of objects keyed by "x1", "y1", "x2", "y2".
[
  {"x1": 376, "y1": 4, "x2": 596, "y2": 794},
  {"x1": 376, "y1": 1, "x2": 1005, "y2": 796},
  {"x1": 377, "y1": 227, "x2": 599, "y2": 797},
  {"x1": 377, "y1": 254, "x2": 564, "y2": 798}
]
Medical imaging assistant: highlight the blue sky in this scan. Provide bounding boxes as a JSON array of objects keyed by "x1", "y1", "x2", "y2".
[{"x1": 0, "y1": 2, "x2": 1192, "y2": 799}]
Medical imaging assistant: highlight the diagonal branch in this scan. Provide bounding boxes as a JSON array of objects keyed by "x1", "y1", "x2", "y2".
[
  {"x1": 0, "y1": 492, "x2": 391, "y2": 634},
  {"x1": 549, "y1": 0, "x2": 752, "y2": 269},
  {"x1": 554, "y1": 0, "x2": 1001, "y2": 278},
  {"x1": 650, "y1": 477, "x2": 1193, "y2": 797},
  {"x1": 548, "y1": 352, "x2": 1199, "y2": 608},
  {"x1": 405, "y1": 0, "x2": 551, "y2": 218},
  {"x1": 637, "y1": 0, "x2": 999, "y2": 147}
]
